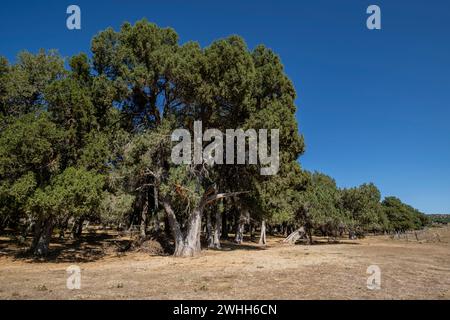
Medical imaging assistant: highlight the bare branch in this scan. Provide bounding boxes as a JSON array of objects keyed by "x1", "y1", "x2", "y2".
[{"x1": 203, "y1": 191, "x2": 249, "y2": 206}]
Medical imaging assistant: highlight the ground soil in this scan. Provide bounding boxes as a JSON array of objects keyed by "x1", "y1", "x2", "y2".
[{"x1": 0, "y1": 226, "x2": 449, "y2": 300}]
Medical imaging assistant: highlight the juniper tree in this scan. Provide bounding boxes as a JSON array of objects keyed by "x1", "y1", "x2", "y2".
[
  {"x1": 341, "y1": 183, "x2": 388, "y2": 234},
  {"x1": 382, "y1": 196, "x2": 428, "y2": 232},
  {"x1": 90, "y1": 20, "x2": 304, "y2": 256},
  {"x1": 0, "y1": 50, "x2": 112, "y2": 255}
]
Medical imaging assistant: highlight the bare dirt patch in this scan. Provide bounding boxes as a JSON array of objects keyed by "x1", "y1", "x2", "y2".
[{"x1": 0, "y1": 227, "x2": 449, "y2": 300}]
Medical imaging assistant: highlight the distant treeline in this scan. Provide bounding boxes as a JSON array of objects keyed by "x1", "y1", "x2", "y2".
[
  {"x1": 0, "y1": 20, "x2": 429, "y2": 257},
  {"x1": 428, "y1": 214, "x2": 450, "y2": 224},
  {"x1": 290, "y1": 172, "x2": 430, "y2": 239}
]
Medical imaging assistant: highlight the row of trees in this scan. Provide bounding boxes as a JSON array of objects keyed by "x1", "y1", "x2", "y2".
[
  {"x1": 428, "y1": 214, "x2": 450, "y2": 225},
  {"x1": 0, "y1": 20, "x2": 428, "y2": 257},
  {"x1": 293, "y1": 173, "x2": 429, "y2": 238}
]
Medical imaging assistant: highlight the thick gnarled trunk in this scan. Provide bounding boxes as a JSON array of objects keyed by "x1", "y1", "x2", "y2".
[
  {"x1": 163, "y1": 192, "x2": 246, "y2": 257},
  {"x1": 174, "y1": 208, "x2": 202, "y2": 257},
  {"x1": 163, "y1": 201, "x2": 202, "y2": 257},
  {"x1": 31, "y1": 217, "x2": 54, "y2": 256}
]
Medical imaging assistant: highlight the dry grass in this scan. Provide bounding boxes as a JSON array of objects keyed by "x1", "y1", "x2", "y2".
[{"x1": 0, "y1": 226, "x2": 449, "y2": 300}]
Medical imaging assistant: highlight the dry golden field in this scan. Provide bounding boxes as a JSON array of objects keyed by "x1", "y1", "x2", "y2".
[{"x1": 0, "y1": 226, "x2": 449, "y2": 300}]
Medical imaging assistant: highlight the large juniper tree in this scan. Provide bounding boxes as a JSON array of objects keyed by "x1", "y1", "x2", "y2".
[{"x1": 90, "y1": 20, "x2": 304, "y2": 256}]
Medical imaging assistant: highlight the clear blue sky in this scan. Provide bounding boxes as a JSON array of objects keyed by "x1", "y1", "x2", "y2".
[{"x1": 1, "y1": 0, "x2": 449, "y2": 213}]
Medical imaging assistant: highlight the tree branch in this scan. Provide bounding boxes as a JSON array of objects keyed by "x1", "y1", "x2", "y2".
[{"x1": 203, "y1": 191, "x2": 249, "y2": 206}]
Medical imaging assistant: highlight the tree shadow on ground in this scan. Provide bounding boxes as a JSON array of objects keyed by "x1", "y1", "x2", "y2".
[
  {"x1": 0, "y1": 232, "x2": 131, "y2": 263},
  {"x1": 214, "y1": 236, "x2": 267, "y2": 251},
  {"x1": 302, "y1": 239, "x2": 362, "y2": 246},
  {"x1": 218, "y1": 242, "x2": 267, "y2": 251}
]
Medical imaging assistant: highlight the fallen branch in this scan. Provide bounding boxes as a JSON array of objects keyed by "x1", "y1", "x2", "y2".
[{"x1": 283, "y1": 227, "x2": 307, "y2": 244}]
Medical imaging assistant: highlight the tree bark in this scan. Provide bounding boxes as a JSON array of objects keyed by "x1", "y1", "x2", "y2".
[
  {"x1": 234, "y1": 210, "x2": 249, "y2": 244},
  {"x1": 163, "y1": 192, "x2": 247, "y2": 257},
  {"x1": 150, "y1": 213, "x2": 160, "y2": 232},
  {"x1": 234, "y1": 221, "x2": 244, "y2": 244},
  {"x1": 208, "y1": 209, "x2": 222, "y2": 249},
  {"x1": 307, "y1": 226, "x2": 313, "y2": 245},
  {"x1": 140, "y1": 199, "x2": 149, "y2": 238},
  {"x1": 31, "y1": 217, "x2": 54, "y2": 256},
  {"x1": 221, "y1": 210, "x2": 228, "y2": 240},
  {"x1": 163, "y1": 214, "x2": 172, "y2": 238},
  {"x1": 72, "y1": 218, "x2": 84, "y2": 239},
  {"x1": 175, "y1": 207, "x2": 202, "y2": 257},
  {"x1": 283, "y1": 227, "x2": 306, "y2": 244},
  {"x1": 163, "y1": 200, "x2": 202, "y2": 257},
  {"x1": 283, "y1": 223, "x2": 288, "y2": 237},
  {"x1": 250, "y1": 222, "x2": 255, "y2": 241},
  {"x1": 259, "y1": 219, "x2": 267, "y2": 245},
  {"x1": 206, "y1": 210, "x2": 213, "y2": 248},
  {"x1": 0, "y1": 216, "x2": 8, "y2": 233}
]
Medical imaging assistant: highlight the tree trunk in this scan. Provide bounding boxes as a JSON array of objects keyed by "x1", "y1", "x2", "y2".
[
  {"x1": 307, "y1": 226, "x2": 313, "y2": 245},
  {"x1": 208, "y1": 210, "x2": 222, "y2": 249},
  {"x1": 162, "y1": 192, "x2": 246, "y2": 257},
  {"x1": 259, "y1": 219, "x2": 267, "y2": 245},
  {"x1": 150, "y1": 213, "x2": 160, "y2": 232},
  {"x1": 234, "y1": 220, "x2": 244, "y2": 244},
  {"x1": 0, "y1": 219, "x2": 4, "y2": 232},
  {"x1": 72, "y1": 218, "x2": 84, "y2": 239},
  {"x1": 250, "y1": 222, "x2": 255, "y2": 241},
  {"x1": 0, "y1": 216, "x2": 8, "y2": 233},
  {"x1": 163, "y1": 200, "x2": 202, "y2": 257},
  {"x1": 206, "y1": 210, "x2": 213, "y2": 248},
  {"x1": 59, "y1": 217, "x2": 71, "y2": 239},
  {"x1": 31, "y1": 217, "x2": 54, "y2": 256},
  {"x1": 175, "y1": 207, "x2": 202, "y2": 257},
  {"x1": 21, "y1": 217, "x2": 34, "y2": 239},
  {"x1": 140, "y1": 199, "x2": 148, "y2": 238},
  {"x1": 164, "y1": 215, "x2": 172, "y2": 238},
  {"x1": 221, "y1": 211, "x2": 228, "y2": 240},
  {"x1": 213, "y1": 209, "x2": 222, "y2": 248},
  {"x1": 234, "y1": 209, "x2": 250, "y2": 244}
]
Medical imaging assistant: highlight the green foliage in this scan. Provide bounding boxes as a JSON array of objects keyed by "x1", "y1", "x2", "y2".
[
  {"x1": 428, "y1": 214, "x2": 450, "y2": 224},
  {"x1": 2, "y1": 50, "x2": 65, "y2": 117},
  {"x1": 69, "y1": 53, "x2": 91, "y2": 84},
  {"x1": 341, "y1": 183, "x2": 387, "y2": 232},
  {"x1": 89, "y1": 19, "x2": 306, "y2": 237},
  {"x1": 27, "y1": 167, "x2": 105, "y2": 220},
  {"x1": 100, "y1": 192, "x2": 135, "y2": 225},
  {"x1": 298, "y1": 172, "x2": 345, "y2": 231},
  {"x1": 0, "y1": 112, "x2": 63, "y2": 180},
  {"x1": 0, "y1": 172, "x2": 37, "y2": 220},
  {"x1": 293, "y1": 173, "x2": 425, "y2": 235},
  {"x1": 382, "y1": 197, "x2": 428, "y2": 231},
  {"x1": 0, "y1": 56, "x2": 9, "y2": 118},
  {"x1": 0, "y1": 48, "x2": 112, "y2": 244}
]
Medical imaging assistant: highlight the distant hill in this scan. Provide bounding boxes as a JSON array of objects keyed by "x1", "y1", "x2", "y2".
[{"x1": 428, "y1": 214, "x2": 450, "y2": 224}]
